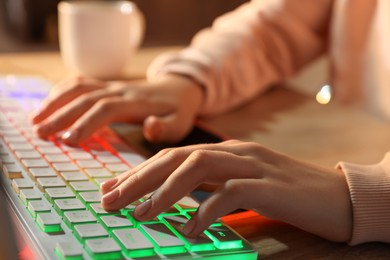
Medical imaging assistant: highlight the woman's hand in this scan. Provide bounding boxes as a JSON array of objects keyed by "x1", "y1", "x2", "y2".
[
  {"x1": 101, "y1": 140, "x2": 352, "y2": 242},
  {"x1": 31, "y1": 74, "x2": 204, "y2": 144}
]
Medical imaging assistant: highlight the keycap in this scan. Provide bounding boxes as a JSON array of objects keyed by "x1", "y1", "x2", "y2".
[
  {"x1": 61, "y1": 172, "x2": 89, "y2": 182},
  {"x1": 45, "y1": 154, "x2": 70, "y2": 163},
  {"x1": 37, "y1": 177, "x2": 66, "y2": 190},
  {"x1": 53, "y1": 163, "x2": 79, "y2": 172},
  {"x1": 28, "y1": 199, "x2": 52, "y2": 218},
  {"x1": 76, "y1": 160, "x2": 102, "y2": 169},
  {"x1": 79, "y1": 191, "x2": 102, "y2": 204},
  {"x1": 85, "y1": 168, "x2": 113, "y2": 178},
  {"x1": 55, "y1": 241, "x2": 84, "y2": 260},
  {"x1": 89, "y1": 203, "x2": 119, "y2": 216},
  {"x1": 29, "y1": 167, "x2": 57, "y2": 178},
  {"x1": 45, "y1": 187, "x2": 76, "y2": 203},
  {"x1": 54, "y1": 198, "x2": 85, "y2": 214},
  {"x1": 69, "y1": 181, "x2": 98, "y2": 192},
  {"x1": 100, "y1": 215, "x2": 133, "y2": 229},
  {"x1": 85, "y1": 237, "x2": 122, "y2": 259},
  {"x1": 36, "y1": 212, "x2": 62, "y2": 233},
  {"x1": 11, "y1": 178, "x2": 34, "y2": 193},
  {"x1": 206, "y1": 224, "x2": 243, "y2": 249},
  {"x1": 15, "y1": 150, "x2": 41, "y2": 159},
  {"x1": 68, "y1": 151, "x2": 94, "y2": 160},
  {"x1": 141, "y1": 223, "x2": 186, "y2": 255},
  {"x1": 113, "y1": 228, "x2": 155, "y2": 258},
  {"x1": 2, "y1": 163, "x2": 23, "y2": 178},
  {"x1": 74, "y1": 223, "x2": 109, "y2": 242},
  {"x1": 105, "y1": 163, "x2": 129, "y2": 173},
  {"x1": 163, "y1": 215, "x2": 215, "y2": 252},
  {"x1": 19, "y1": 188, "x2": 42, "y2": 205},
  {"x1": 21, "y1": 159, "x2": 49, "y2": 168},
  {"x1": 63, "y1": 211, "x2": 97, "y2": 228}
]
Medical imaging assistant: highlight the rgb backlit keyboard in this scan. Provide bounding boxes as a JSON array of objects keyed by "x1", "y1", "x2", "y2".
[{"x1": 0, "y1": 75, "x2": 257, "y2": 259}]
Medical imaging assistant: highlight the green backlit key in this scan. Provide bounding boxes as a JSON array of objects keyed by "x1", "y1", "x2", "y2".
[
  {"x1": 36, "y1": 212, "x2": 62, "y2": 233},
  {"x1": 85, "y1": 237, "x2": 122, "y2": 260},
  {"x1": 55, "y1": 241, "x2": 84, "y2": 260},
  {"x1": 112, "y1": 228, "x2": 155, "y2": 258},
  {"x1": 163, "y1": 215, "x2": 215, "y2": 252},
  {"x1": 78, "y1": 191, "x2": 101, "y2": 204},
  {"x1": 63, "y1": 211, "x2": 97, "y2": 228},
  {"x1": 141, "y1": 223, "x2": 186, "y2": 255},
  {"x1": 28, "y1": 198, "x2": 52, "y2": 218},
  {"x1": 100, "y1": 215, "x2": 133, "y2": 230},
  {"x1": 46, "y1": 187, "x2": 75, "y2": 203},
  {"x1": 74, "y1": 223, "x2": 109, "y2": 243},
  {"x1": 206, "y1": 224, "x2": 243, "y2": 249},
  {"x1": 54, "y1": 198, "x2": 85, "y2": 215}
]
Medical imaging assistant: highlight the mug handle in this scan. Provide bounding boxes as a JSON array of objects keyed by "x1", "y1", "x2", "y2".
[{"x1": 129, "y1": 3, "x2": 145, "y2": 48}]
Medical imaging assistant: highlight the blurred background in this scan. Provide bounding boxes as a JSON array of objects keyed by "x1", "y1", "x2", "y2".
[{"x1": 0, "y1": 0, "x2": 248, "y2": 53}]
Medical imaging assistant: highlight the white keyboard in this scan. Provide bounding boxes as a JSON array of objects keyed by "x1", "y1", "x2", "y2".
[{"x1": 0, "y1": 75, "x2": 257, "y2": 260}]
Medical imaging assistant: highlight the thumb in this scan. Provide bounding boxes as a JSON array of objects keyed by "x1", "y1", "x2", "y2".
[{"x1": 143, "y1": 113, "x2": 193, "y2": 143}]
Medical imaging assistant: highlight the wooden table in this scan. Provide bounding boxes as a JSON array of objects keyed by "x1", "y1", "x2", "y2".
[{"x1": 2, "y1": 47, "x2": 390, "y2": 259}]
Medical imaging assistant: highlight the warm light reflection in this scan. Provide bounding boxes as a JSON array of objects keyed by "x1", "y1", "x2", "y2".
[
  {"x1": 120, "y1": 3, "x2": 133, "y2": 14},
  {"x1": 316, "y1": 84, "x2": 332, "y2": 105}
]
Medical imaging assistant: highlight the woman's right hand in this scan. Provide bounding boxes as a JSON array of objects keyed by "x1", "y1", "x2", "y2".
[{"x1": 31, "y1": 74, "x2": 204, "y2": 145}]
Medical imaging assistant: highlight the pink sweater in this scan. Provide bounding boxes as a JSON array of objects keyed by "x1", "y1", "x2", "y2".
[{"x1": 148, "y1": 0, "x2": 390, "y2": 245}]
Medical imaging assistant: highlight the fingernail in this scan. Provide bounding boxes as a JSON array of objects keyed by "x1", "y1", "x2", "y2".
[
  {"x1": 101, "y1": 178, "x2": 118, "y2": 191},
  {"x1": 135, "y1": 198, "x2": 152, "y2": 217},
  {"x1": 102, "y1": 189, "x2": 119, "y2": 204},
  {"x1": 182, "y1": 219, "x2": 196, "y2": 236},
  {"x1": 62, "y1": 130, "x2": 80, "y2": 144}
]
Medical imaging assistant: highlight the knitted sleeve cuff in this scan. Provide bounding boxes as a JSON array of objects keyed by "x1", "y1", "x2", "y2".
[{"x1": 337, "y1": 153, "x2": 390, "y2": 245}]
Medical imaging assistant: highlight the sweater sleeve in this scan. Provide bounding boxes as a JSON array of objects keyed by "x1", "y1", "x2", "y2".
[
  {"x1": 147, "y1": 0, "x2": 332, "y2": 116},
  {"x1": 337, "y1": 153, "x2": 390, "y2": 245}
]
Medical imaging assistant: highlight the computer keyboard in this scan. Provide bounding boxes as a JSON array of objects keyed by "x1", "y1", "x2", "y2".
[{"x1": 0, "y1": 75, "x2": 257, "y2": 259}]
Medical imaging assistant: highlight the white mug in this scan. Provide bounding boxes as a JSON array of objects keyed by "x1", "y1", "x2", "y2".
[{"x1": 58, "y1": 1, "x2": 145, "y2": 79}]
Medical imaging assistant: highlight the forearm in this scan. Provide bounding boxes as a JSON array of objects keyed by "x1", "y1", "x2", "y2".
[{"x1": 148, "y1": 0, "x2": 332, "y2": 116}]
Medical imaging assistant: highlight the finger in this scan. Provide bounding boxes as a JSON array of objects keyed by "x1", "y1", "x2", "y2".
[
  {"x1": 183, "y1": 179, "x2": 259, "y2": 238},
  {"x1": 34, "y1": 89, "x2": 121, "y2": 139},
  {"x1": 143, "y1": 113, "x2": 194, "y2": 143},
  {"x1": 31, "y1": 77, "x2": 106, "y2": 124},
  {"x1": 101, "y1": 148, "x2": 189, "y2": 210},
  {"x1": 133, "y1": 150, "x2": 257, "y2": 221}
]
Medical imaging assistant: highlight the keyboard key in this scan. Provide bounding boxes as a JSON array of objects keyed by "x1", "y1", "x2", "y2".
[
  {"x1": 55, "y1": 241, "x2": 84, "y2": 260},
  {"x1": 77, "y1": 160, "x2": 102, "y2": 169},
  {"x1": 2, "y1": 163, "x2": 23, "y2": 179},
  {"x1": 85, "y1": 168, "x2": 113, "y2": 178},
  {"x1": 74, "y1": 223, "x2": 109, "y2": 242},
  {"x1": 19, "y1": 188, "x2": 42, "y2": 205},
  {"x1": 37, "y1": 177, "x2": 66, "y2": 190},
  {"x1": 68, "y1": 151, "x2": 94, "y2": 160},
  {"x1": 53, "y1": 163, "x2": 79, "y2": 172},
  {"x1": 79, "y1": 191, "x2": 102, "y2": 204},
  {"x1": 54, "y1": 198, "x2": 85, "y2": 214},
  {"x1": 90, "y1": 203, "x2": 119, "y2": 216},
  {"x1": 61, "y1": 172, "x2": 89, "y2": 182},
  {"x1": 28, "y1": 199, "x2": 52, "y2": 218},
  {"x1": 100, "y1": 215, "x2": 133, "y2": 230},
  {"x1": 206, "y1": 224, "x2": 243, "y2": 249},
  {"x1": 105, "y1": 163, "x2": 129, "y2": 173},
  {"x1": 15, "y1": 150, "x2": 41, "y2": 159},
  {"x1": 36, "y1": 212, "x2": 62, "y2": 233},
  {"x1": 46, "y1": 187, "x2": 76, "y2": 203},
  {"x1": 163, "y1": 215, "x2": 215, "y2": 252},
  {"x1": 45, "y1": 154, "x2": 70, "y2": 163},
  {"x1": 85, "y1": 237, "x2": 122, "y2": 259},
  {"x1": 141, "y1": 223, "x2": 186, "y2": 255},
  {"x1": 21, "y1": 159, "x2": 49, "y2": 168},
  {"x1": 29, "y1": 167, "x2": 57, "y2": 178},
  {"x1": 11, "y1": 178, "x2": 34, "y2": 194},
  {"x1": 63, "y1": 211, "x2": 97, "y2": 228},
  {"x1": 70, "y1": 181, "x2": 98, "y2": 192},
  {"x1": 113, "y1": 229, "x2": 155, "y2": 258}
]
